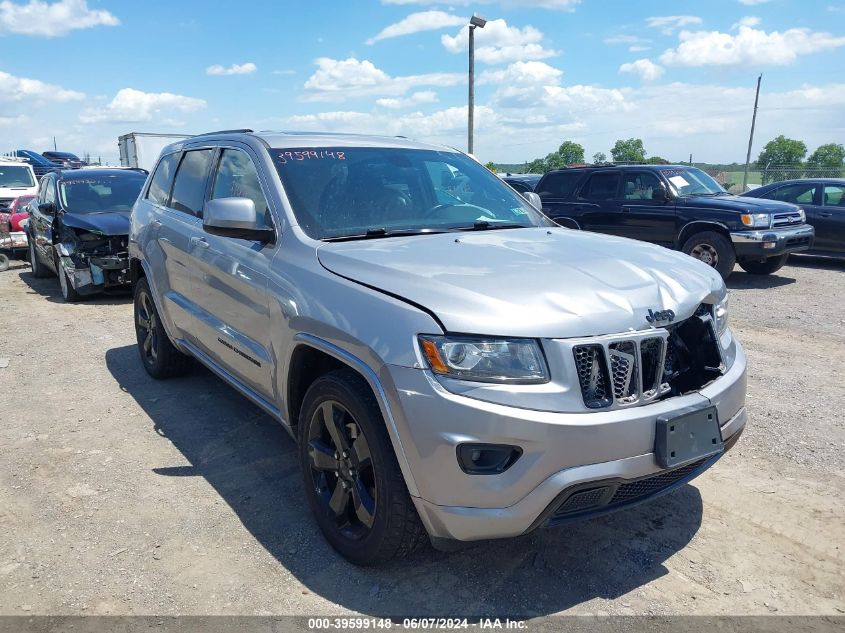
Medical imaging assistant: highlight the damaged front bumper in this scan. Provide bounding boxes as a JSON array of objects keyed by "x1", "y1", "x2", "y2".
[{"x1": 56, "y1": 239, "x2": 130, "y2": 295}]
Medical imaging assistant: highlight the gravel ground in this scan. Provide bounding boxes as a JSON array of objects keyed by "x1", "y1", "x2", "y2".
[{"x1": 0, "y1": 255, "x2": 842, "y2": 620}]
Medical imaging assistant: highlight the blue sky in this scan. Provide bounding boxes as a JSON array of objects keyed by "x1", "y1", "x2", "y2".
[{"x1": 1, "y1": 0, "x2": 844, "y2": 164}]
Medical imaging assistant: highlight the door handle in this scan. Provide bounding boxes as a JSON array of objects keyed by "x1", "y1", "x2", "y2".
[
  {"x1": 819, "y1": 212, "x2": 833, "y2": 218},
  {"x1": 151, "y1": 219, "x2": 162, "y2": 228},
  {"x1": 190, "y1": 236, "x2": 209, "y2": 248},
  {"x1": 622, "y1": 206, "x2": 631, "y2": 213}
]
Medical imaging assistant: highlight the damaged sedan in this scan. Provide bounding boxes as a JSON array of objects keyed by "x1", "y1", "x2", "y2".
[{"x1": 27, "y1": 168, "x2": 147, "y2": 302}]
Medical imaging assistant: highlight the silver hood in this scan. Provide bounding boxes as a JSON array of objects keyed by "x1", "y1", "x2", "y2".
[{"x1": 317, "y1": 227, "x2": 725, "y2": 338}]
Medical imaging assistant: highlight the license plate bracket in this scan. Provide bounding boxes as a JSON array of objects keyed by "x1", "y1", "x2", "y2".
[{"x1": 655, "y1": 406, "x2": 722, "y2": 469}]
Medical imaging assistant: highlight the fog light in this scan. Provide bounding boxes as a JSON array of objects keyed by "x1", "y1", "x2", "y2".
[
  {"x1": 763, "y1": 241, "x2": 776, "y2": 249},
  {"x1": 457, "y1": 443, "x2": 522, "y2": 475}
]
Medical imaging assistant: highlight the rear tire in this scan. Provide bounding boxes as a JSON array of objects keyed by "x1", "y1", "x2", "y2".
[
  {"x1": 29, "y1": 241, "x2": 51, "y2": 278},
  {"x1": 134, "y1": 276, "x2": 192, "y2": 379},
  {"x1": 298, "y1": 369, "x2": 427, "y2": 565},
  {"x1": 681, "y1": 231, "x2": 736, "y2": 279},
  {"x1": 0, "y1": 254, "x2": 9, "y2": 272},
  {"x1": 738, "y1": 253, "x2": 788, "y2": 275}
]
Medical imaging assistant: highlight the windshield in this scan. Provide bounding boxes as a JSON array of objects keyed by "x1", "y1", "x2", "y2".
[
  {"x1": 270, "y1": 147, "x2": 548, "y2": 239},
  {"x1": 660, "y1": 167, "x2": 726, "y2": 196},
  {"x1": 0, "y1": 166, "x2": 36, "y2": 188},
  {"x1": 59, "y1": 174, "x2": 146, "y2": 214},
  {"x1": 48, "y1": 152, "x2": 79, "y2": 161}
]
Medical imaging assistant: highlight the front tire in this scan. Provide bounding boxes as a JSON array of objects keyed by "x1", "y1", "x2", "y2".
[
  {"x1": 134, "y1": 276, "x2": 192, "y2": 379},
  {"x1": 298, "y1": 369, "x2": 427, "y2": 565},
  {"x1": 681, "y1": 231, "x2": 736, "y2": 279},
  {"x1": 738, "y1": 253, "x2": 788, "y2": 275},
  {"x1": 0, "y1": 253, "x2": 9, "y2": 272},
  {"x1": 55, "y1": 251, "x2": 82, "y2": 303}
]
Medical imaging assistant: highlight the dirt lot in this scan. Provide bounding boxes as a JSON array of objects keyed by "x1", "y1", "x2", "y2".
[{"x1": 0, "y1": 256, "x2": 843, "y2": 619}]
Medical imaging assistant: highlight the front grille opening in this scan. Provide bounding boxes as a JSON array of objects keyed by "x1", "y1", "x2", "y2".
[
  {"x1": 609, "y1": 341, "x2": 638, "y2": 403},
  {"x1": 608, "y1": 458, "x2": 708, "y2": 506},
  {"x1": 573, "y1": 345, "x2": 612, "y2": 409},
  {"x1": 640, "y1": 337, "x2": 664, "y2": 398},
  {"x1": 661, "y1": 316, "x2": 723, "y2": 397}
]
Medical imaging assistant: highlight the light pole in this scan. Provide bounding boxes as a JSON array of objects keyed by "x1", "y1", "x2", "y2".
[{"x1": 467, "y1": 14, "x2": 486, "y2": 155}]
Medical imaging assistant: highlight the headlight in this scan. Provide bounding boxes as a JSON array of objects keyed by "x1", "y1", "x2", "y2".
[
  {"x1": 419, "y1": 335, "x2": 549, "y2": 384},
  {"x1": 740, "y1": 213, "x2": 771, "y2": 228},
  {"x1": 715, "y1": 295, "x2": 729, "y2": 335},
  {"x1": 796, "y1": 207, "x2": 806, "y2": 222}
]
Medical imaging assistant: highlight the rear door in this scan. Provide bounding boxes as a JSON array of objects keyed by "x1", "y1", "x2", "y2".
[
  {"x1": 148, "y1": 148, "x2": 214, "y2": 340},
  {"x1": 189, "y1": 146, "x2": 276, "y2": 400},
  {"x1": 618, "y1": 170, "x2": 676, "y2": 246},
  {"x1": 32, "y1": 174, "x2": 57, "y2": 267},
  {"x1": 535, "y1": 170, "x2": 587, "y2": 227},
  {"x1": 816, "y1": 184, "x2": 845, "y2": 253},
  {"x1": 575, "y1": 171, "x2": 625, "y2": 236}
]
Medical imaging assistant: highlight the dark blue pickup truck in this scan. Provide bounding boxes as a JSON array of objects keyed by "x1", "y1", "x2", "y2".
[{"x1": 535, "y1": 164, "x2": 815, "y2": 278}]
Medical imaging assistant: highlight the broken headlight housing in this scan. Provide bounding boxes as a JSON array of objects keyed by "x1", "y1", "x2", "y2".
[
  {"x1": 715, "y1": 295, "x2": 729, "y2": 335},
  {"x1": 419, "y1": 335, "x2": 549, "y2": 384}
]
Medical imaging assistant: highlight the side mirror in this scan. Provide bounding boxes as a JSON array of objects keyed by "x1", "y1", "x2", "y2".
[
  {"x1": 38, "y1": 202, "x2": 55, "y2": 216},
  {"x1": 19, "y1": 218, "x2": 29, "y2": 230},
  {"x1": 522, "y1": 191, "x2": 542, "y2": 210},
  {"x1": 202, "y1": 197, "x2": 274, "y2": 242}
]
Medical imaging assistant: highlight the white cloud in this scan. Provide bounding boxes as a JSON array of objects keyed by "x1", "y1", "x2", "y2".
[
  {"x1": 302, "y1": 57, "x2": 462, "y2": 102},
  {"x1": 661, "y1": 25, "x2": 845, "y2": 66},
  {"x1": 619, "y1": 58, "x2": 665, "y2": 81},
  {"x1": 0, "y1": 70, "x2": 84, "y2": 102},
  {"x1": 382, "y1": 0, "x2": 580, "y2": 10},
  {"x1": 79, "y1": 88, "x2": 206, "y2": 124},
  {"x1": 441, "y1": 18, "x2": 558, "y2": 64},
  {"x1": 732, "y1": 16, "x2": 761, "y2": 29},
  {"x1": 206, "y1": 62, "x2": 257, "y2": 76},
  {"x1": 629, "y1": 45, "x2": 651, "y2": 52},
  {"x1": 376, "y1": 91, "x2": 439, "y2": 108},
  {"x1": 0, "y1": 0, "x2": 118, "y2": 37},
  {"x1": 605, "y1": 34, "x2": 651, "y2": 46},
  {"x1": 367, "y1": 10, "x2": 466, "y2": 44},
  {"x1": 646, "y1": 15, "x2": 703, "y2": 35},
  {"x1": 479, "y1": 60, "x2": 563, "y2": 86},
  {"x1": 738, "y1": 0, "x2": 770, "y2": 5}
]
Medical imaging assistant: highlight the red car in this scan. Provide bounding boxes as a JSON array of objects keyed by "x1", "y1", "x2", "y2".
[{"x1": 0, "y1": 194, "x2": 33, "y2": 271}]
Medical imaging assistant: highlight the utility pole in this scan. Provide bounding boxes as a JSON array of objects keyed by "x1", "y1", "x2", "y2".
[
  {"x1": 742, "y1": 74, "x2": 762, "y2": 192},
  {"x1": 467, "y1": 14, "x2": 486, "y2": 155},
  {"x1": 53, "y1": 136, "x2": 57, "y2": 151}
]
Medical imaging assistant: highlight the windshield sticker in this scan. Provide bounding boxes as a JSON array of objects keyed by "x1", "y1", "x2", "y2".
[
  {"x1": 668, "y1": 175, "x2": 689, "y2": 188},
  {"x1": 511, "y1": 207, "x2": 528, "y2": 216},
  {"x1": 277, "y1": 150, "x2": 346, "y2": 165}
]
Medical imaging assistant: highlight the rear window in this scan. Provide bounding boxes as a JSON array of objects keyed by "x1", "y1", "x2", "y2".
[
  {"x1": 536, "y1": 171, "x2": 583, "y2": 198},
  {"x1": 170, "y1": 149, "x2": 214, "y2": 216},
  {"x1": 580, "y1": 172, "x2": 620, "y2": 200},
  {"x1": 0, "y1": 165, "x2": 35, "y2": 188}
]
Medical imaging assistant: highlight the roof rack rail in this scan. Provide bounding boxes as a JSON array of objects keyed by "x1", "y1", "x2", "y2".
[{"x1": 193, "y1": 128, "x2": 254, "y2": 137}]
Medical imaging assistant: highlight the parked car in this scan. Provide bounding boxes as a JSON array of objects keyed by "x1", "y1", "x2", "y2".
[
  {"x1": 502, "y1": 173, "x2": 542, "y2": 194},
  {"x1": 42, "y1": 151, "x2": 85, "y2": 169},
  {"x1": 9, "y1": 150, "x2": 60, "y2": 179},
  {"x1": 27, "y1": 168, "x2": 147, "y2": 301},
  {"x1": 740, "y1": 178, "x2": 844, "y2": 257},
  {"x1": 0, "y1": 158, "x2": 38, "y2": 212},
  {"x1": 535, "y1": 165, "x2": 815, "y2": 278},
  {"x1": 129, "y1": 130, "x2": 747, "y2": 565}
]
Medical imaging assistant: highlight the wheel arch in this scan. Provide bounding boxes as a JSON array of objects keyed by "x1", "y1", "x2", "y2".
[
  {"x1": 287, "y1": 334, "x2": 420, "y2": 498},
  {"x1": 676, "y1": 221, "x2": 732, "y2": 250}
]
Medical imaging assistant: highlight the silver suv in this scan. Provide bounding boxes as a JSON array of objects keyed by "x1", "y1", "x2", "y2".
[{"x1": 129, "y1": 130, "x2": 747, "y2": 565}]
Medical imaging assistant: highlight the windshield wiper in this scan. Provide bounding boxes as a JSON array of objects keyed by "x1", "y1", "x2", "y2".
[
  {"x1": 454, "y1": 221, "x2": 529, "y2": 231},
  {"x1": 322, "y1": 227, "x2": 448, "y2": 242}
]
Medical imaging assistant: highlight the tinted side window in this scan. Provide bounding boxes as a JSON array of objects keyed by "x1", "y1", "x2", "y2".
[
  {"x1": 770, "y1": 183, "x2": 816, "y2": 205},
  {"x1": 170, "y1": 149, "x2": 214, "y2": 216},
  {"x1": 146, "y1": 152, "x2": 180, "y2": 206},
  {"x1": 823, "y1": 185, "x2": 845, "y2": 206},
  {"x1": 211, "y1": 149, "x2": 271, "y2": 227},
  {"x1": 580, "y1": 172, "x2": 620, "y2": 200},
  {"x1": 622, "y1": 172, "x2": 662, "y2": 200},
  {"x1": 537, "y1": 172, "x2": 583, "y2": 197}
]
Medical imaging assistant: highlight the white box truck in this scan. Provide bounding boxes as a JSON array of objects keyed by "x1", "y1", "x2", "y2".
[{"x1": 118, "y1": 133, "x2": 192, "y2": 172}]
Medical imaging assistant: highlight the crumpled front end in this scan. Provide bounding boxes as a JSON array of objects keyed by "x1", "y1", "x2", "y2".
[{"x1": 55, "y1": 227, "x2": 130, "y2": 295}]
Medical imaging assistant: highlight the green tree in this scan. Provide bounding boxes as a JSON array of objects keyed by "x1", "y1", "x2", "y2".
[
  {"x1": 527, "y1": 158, "x2": 547, "y2": 173},
  {"x1": 645, "y1": 156, "x2": 670, "y2": 165},
  {"x1": 484, "y1": 161, "x2": 498, "y2": 173},
  {"x1": 592, "y1": 151, "x2": 607, "y2": 164},
  {"x1": 757, "y1": 135, "x2": 807, "y2": 183},
  {"x1": 556, "y1": 141, "x2": 585, "y2": 165},
  {"x1": 806, "y1": 143, "x2": 845, "y2": 177},
  {"x1": 610, "y1": 138, "x2": 646, "y2": 163}
]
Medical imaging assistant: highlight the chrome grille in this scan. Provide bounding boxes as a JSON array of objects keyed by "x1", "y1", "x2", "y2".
[
  {"x1": 772, "y1": 211, "x2": 803, "y2": 228},
  {"x1": 571, "y1": 303, "x2": 721, "y2": 410}
]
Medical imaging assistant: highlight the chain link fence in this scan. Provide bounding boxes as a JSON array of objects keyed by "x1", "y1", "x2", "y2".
[{"x1": 697, "y1": 165, "x2": 845, "y2": 193}]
